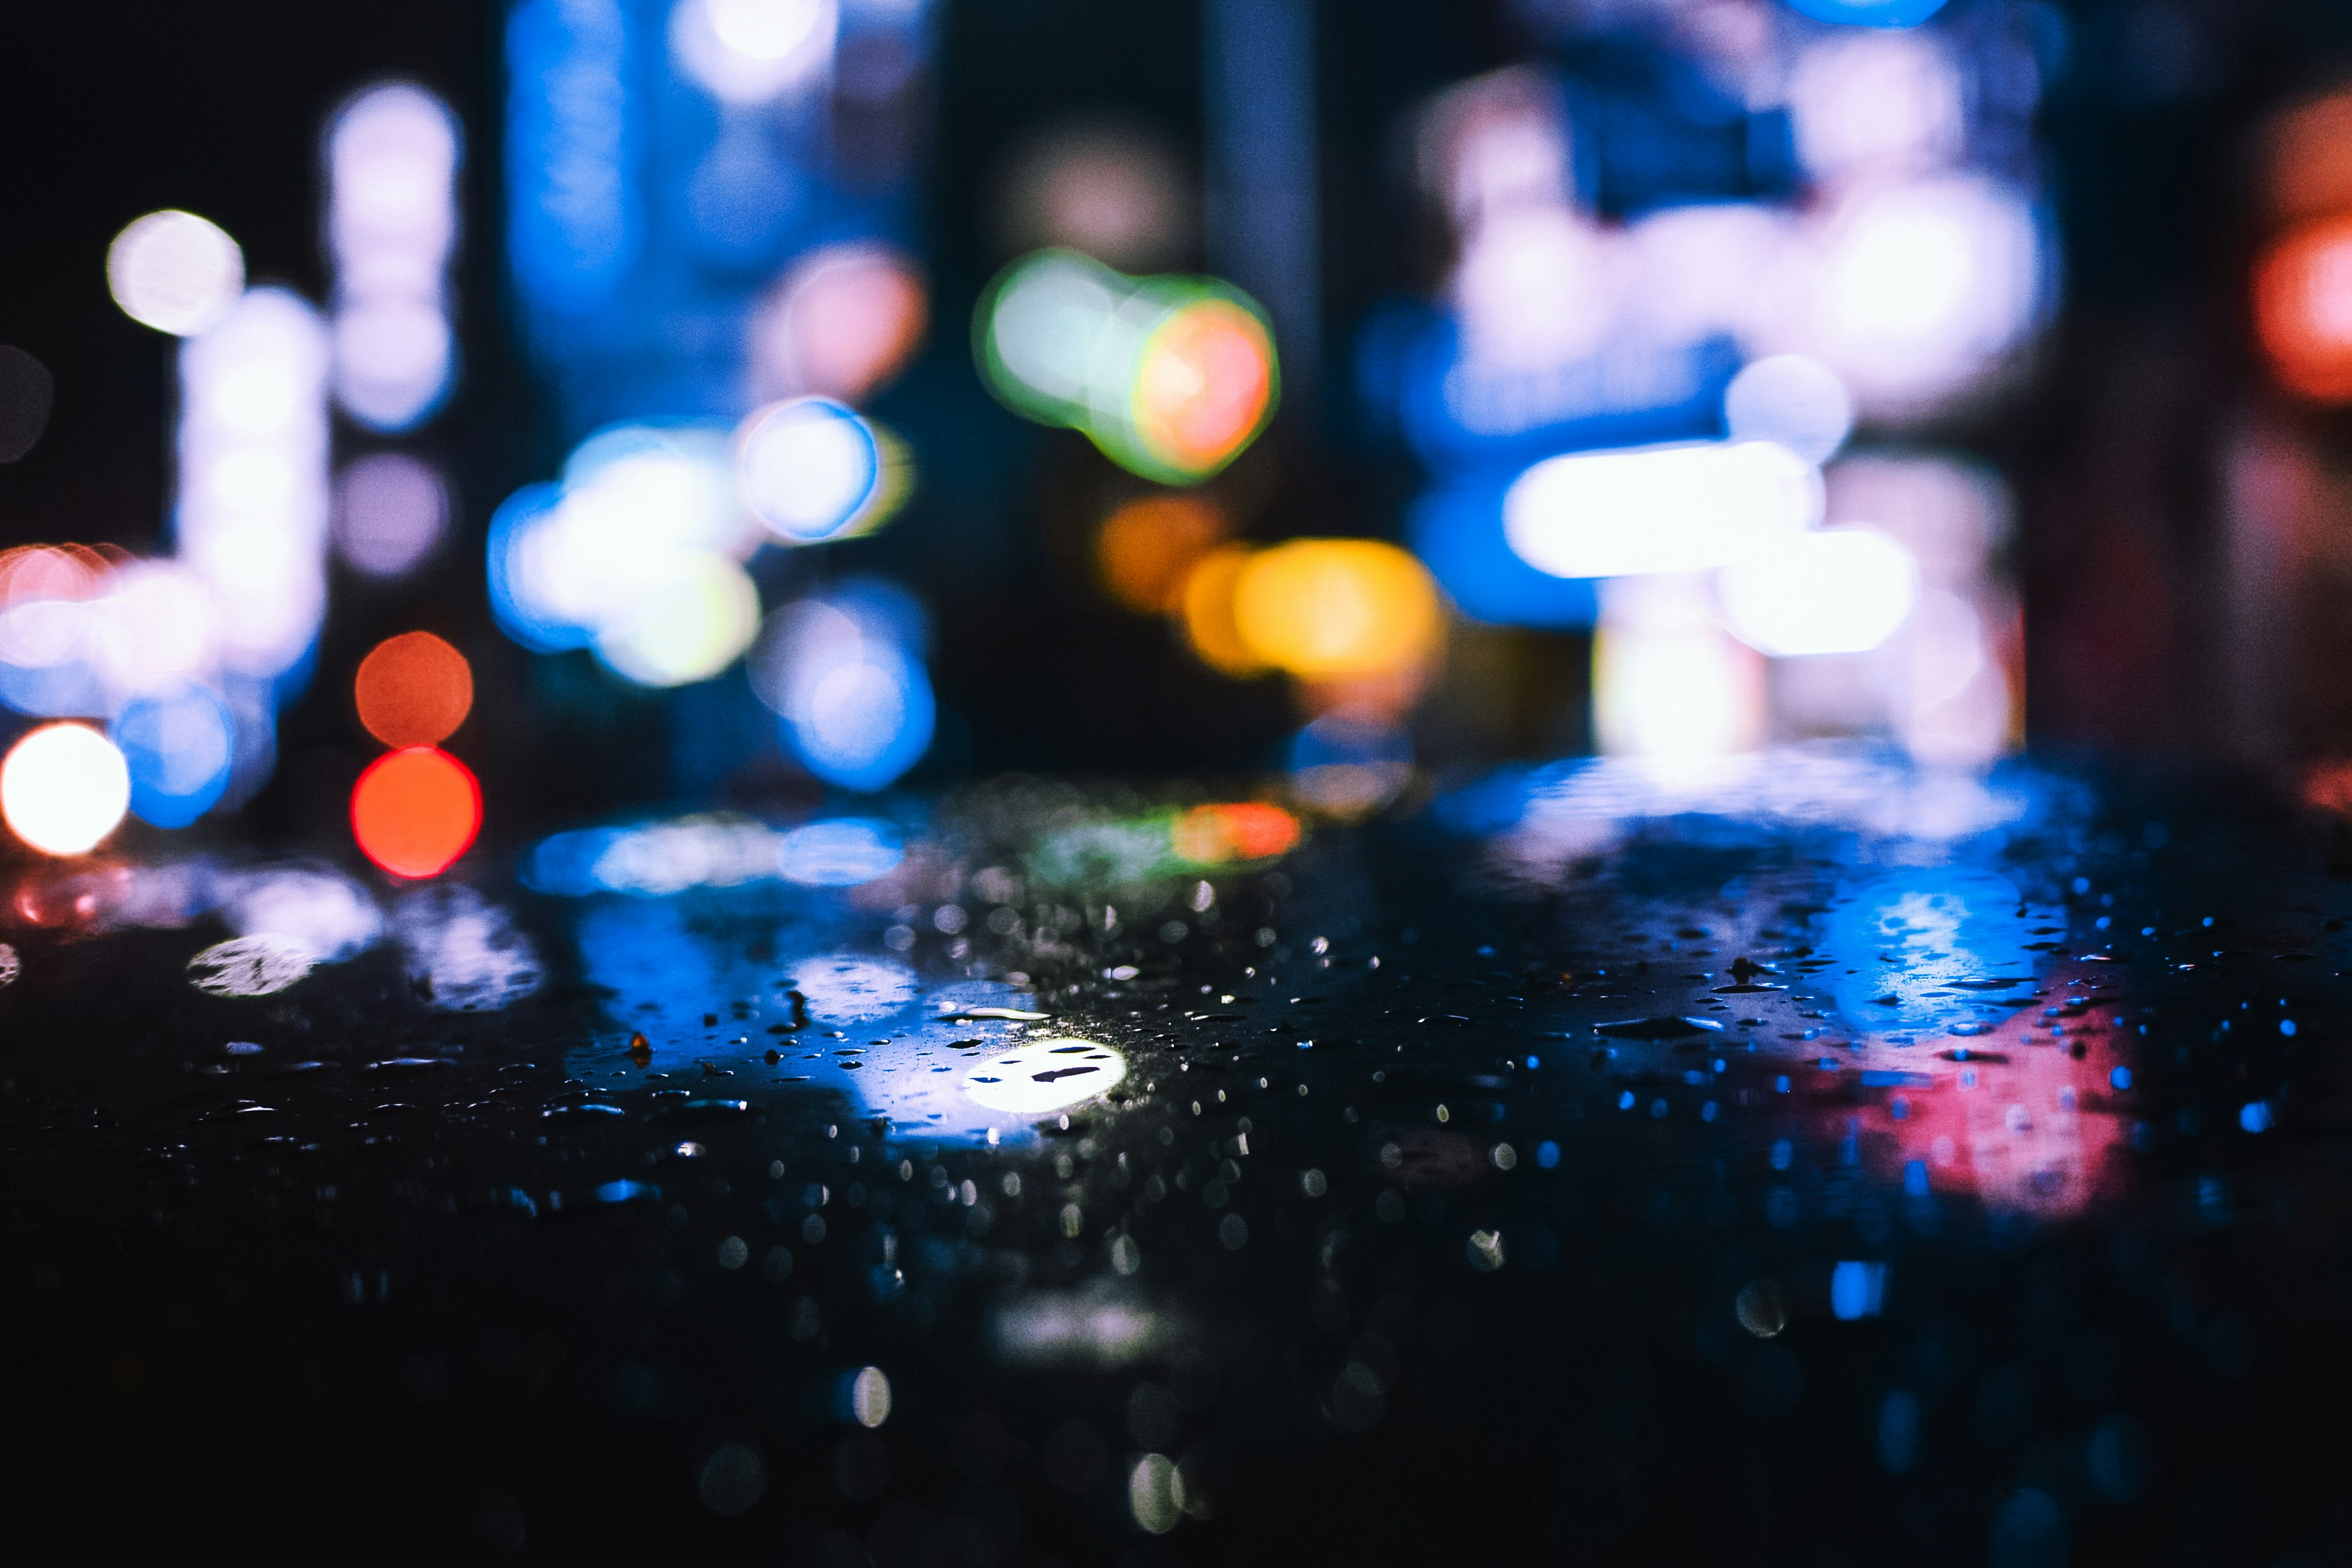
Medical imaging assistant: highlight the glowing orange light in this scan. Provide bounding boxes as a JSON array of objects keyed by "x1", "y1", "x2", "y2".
[
  {"x1": 1131, "y1": 300, "x2": 1274, "y2": 472},
  {"x1": 354, "y1": 631, "x2": 474, "y2": 748},
  {"x1": 351, "y1": 746, "x2": 481, "y2": 879},
  {"x1": 2255, "y1": 213, "x2": 2352, "y2": 402},
  {"x1": 1096, "y1": 494, "x2": 1229, "y2": 613},
  {"x1": 1176, "y1": 547, "x2": 1268, "y2": 675},
  {"x1": 1172, "y1": 802, "x2": 1300, "y2": 865},
  {"x1": 1230, "y1": 539, "x2": 1444, "y2": 679}
]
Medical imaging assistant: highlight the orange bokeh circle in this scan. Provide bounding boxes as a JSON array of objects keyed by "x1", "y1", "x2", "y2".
[
  {"x1": 1132, "y1": 300, "x2": 1273, "y2": 470},
  {"x1": 351, "y1": 746, "x2": 481, "y2": 879},
  {"x1": 354, "y1": 631, "x2": 474, "y2": 748},
  {"x1": 1095, "y1": 494, "x2": 1229, "y2": 613}
]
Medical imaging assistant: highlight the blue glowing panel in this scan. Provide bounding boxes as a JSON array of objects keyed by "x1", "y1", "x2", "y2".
[
  {"x1": 506, "y1": 0, "x2": 856, "y2": 437},
  {"x1": 507, "y1": 0, "x2": 644, "y2": 317},
  {"x1": 1554, "y1": 40, "x2": 1798, "y2": 216},
  {"x1": 1409, "y1": 469, "x2": 1597, "y2": 631},
  {"x1": 653, "y1": 73, "x2": 809, "y2": 267},
  {"x1": 1387, "y1": 314, "x2": 1737, "y2": 469},
  {"x1": 1781, "y1": 0, "x2": 1949, "y2": 28}
]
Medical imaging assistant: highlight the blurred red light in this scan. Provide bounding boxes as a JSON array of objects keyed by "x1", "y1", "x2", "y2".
[
  {"x1": 2254, "y1": 213, "x2": 2352, "y2": 401},
  {"x1": 351, "y1": 746, "x2": 480, "y2": 879}
]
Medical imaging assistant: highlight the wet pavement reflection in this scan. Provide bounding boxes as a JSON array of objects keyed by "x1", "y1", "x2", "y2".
[{"x1": 0, "y1": 745, "x2": 2346, "y2": 1563}]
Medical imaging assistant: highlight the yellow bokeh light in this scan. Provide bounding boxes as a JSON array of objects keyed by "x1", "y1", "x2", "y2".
[
  {"x1": 1230, "y1": 540, "x2": 1443, "y2": 679},
  {"x1": 1, "y1": 722, "x2": 131, "y2": 857},
  {"x1": 593, "y1": 555, "x2": 761, "y2": 688},
  {"x1": 1176, "y1": 547, "x2": 1267, "y2": 675},
  {"x1": 1096, "y1": 494, "x2": 1227, "y2": 613}
]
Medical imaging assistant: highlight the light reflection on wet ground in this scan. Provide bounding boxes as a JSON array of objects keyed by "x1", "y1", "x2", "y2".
[{"x1": 0, "y1": 747, "x2": 2344, "y2": 1562}]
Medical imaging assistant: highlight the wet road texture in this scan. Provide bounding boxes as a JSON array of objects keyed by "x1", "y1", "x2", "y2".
[{"x1": 0, "y1": 747, "x2": 2345, "y2": 1566}]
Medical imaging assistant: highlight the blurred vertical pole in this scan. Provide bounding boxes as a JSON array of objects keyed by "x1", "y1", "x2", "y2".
[
  {"x1": 1203, "y1": 0, "x2": 1319, "y2": 413},
  {"x1": 2217, "y1": 417, "x2": 2311, "y2": 764}
]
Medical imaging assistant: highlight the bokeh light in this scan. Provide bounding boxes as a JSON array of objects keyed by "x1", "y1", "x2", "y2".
[
  {"x1": 1170, "y1": 802, "x2": 1300, "y2": 865},
  {"x1": 1452, "y1": 206, "x2": 1615, "y2": 373},
  {"x1": 1505, "y1": 441, "x2": 1819, "y2": 580},
  {"x1": 0, "y1": 544, "x2": 116, "y2": 718},
  {"x1": 1723, "y1": 354, "x2": 1854, "y2": 467},
  {"x1": 1127, "y1": 297, "x2": 1276, "y2": 478},
  {"x1": 1788, "y1": 30, "x2": 1962, "y2": 182},
  {"x1": 89, "y1": 561, "x2": 218, "y2": 702},
  {"x1": 1231, "y1": 540, "x2": 1443, "y2": 679},
  {"x1": 176, "y1": 286, "x2": 332, "y2": 684},
  {"x1": 595, "y1": 555, "x2": 762, "y2": 688},
  {"x1": 106, "y1": 211, "x2": 245, "y2": 337},
  {"x1": 670, "y1": 0, "x2": 837, "y2": 104},
  {"x1": 746, "y1": 243, "x2": 928, "y2": 405},
  {"x1": 776, "y1": 819, "x2": 904, "y2": 886},
  {"x1": 2254, "y1": 213, "x2": 2352, "y2": 402},
  {"x1": 489, "y1": 423, "x2": 765, "y2": 686},
  {"x1": 1415, "y1": 65, "x2": 1570, "y2": 240},
  {"x1": 1824, "y1": 454, "x2": 2020, "y2": 765},
  {"x1": 751, "y1": 586, "x2": 937, "y2": 792},
  {"x1": 506, "y1": 0, "x2": 638, "y2": 316},
  {"x1": 979, "y1": 249, "x2": 1123, "y2": 425},
  {"x1": 1797, "y1": 176, "x2": 2043, "y2": 419},
  {"x1": 350, "y1": 746, "x2": 482, "y2": 879},
  {"x1": 850, "y1": 1366, "x2": 892, "y2": 1429},
  {"x1": 1593, "y1": 578, "x2": 1763, "y2": 759},
  {"x1": 1095, "y1": 494, "x2": 1227, "y2": 613},
  {"x1": 997, "y1": 119, "x2": 1194, "y2": 273},
  {"x1": 113, "y1": 687, "x2": 235, "y2": 829},
  {"x1": 1, "y1": 723, "x2": 131, "y2": 856},
  {"x1": 1783, "y1": 0, "x2": 1951, "y2": 27},
  {"x1": 1288, "y1": 717, "x2": 1415, "y2": 817},
  {"x1": 978, "y1": 251, "x2": 1279, "y2": 484},
  {"x1": 1409, "y1": 471, "x2": 1598, "y2": 630},
  {"x1": 326, "y1": 83, "x2": 461, "y2": 431},
  {"x1": 354, "y1": 631, "x2": 474, "y2": 748},
  {"x1": 1176, "y1": 547, "x2": 1268, "y2": 675},
  {"x1": 1618, "y1": 201, "x2": 1800, "y2": 352},
  {"x1": 217, "y1": 866, "x2": 383, "y2": 962},
  {"x1": 1716, "y1": 528, "x2": 1920, "y2": 657},
  {"x1": 334, "y1": 452, "x2": 451, "y2": 577},
  {"x1": 736, "y1": 397, "x2": 887, "y2": 542},
  {"x1": 524, "y1": 814, "x2": 884, "y2": 897}
]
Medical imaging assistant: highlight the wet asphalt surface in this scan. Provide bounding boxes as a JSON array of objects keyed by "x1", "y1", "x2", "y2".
[{"x1": 1, "y1": 748, "x2": 2349, "y2": 1566}]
